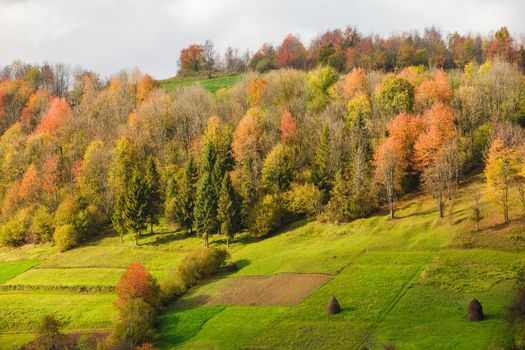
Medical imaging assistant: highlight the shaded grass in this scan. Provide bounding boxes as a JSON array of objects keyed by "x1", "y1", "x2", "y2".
[
  {"x1": 0, "y1": 261, "x2": 38, "y2": 284},
  {"x1": 173, "y1": 306, "x2": 287, "y2": 350},
  {"x1": 157, "y1": 306, "x2": 225, "y2": 348}
]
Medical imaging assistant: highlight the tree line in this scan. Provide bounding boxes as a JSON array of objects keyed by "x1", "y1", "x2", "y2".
[
  {"x1": 0, "y1": 56, "x2": 524, "y2": 250},
  {"x1": 178, "y1": 26, "x2": 525, "y2": 75}
]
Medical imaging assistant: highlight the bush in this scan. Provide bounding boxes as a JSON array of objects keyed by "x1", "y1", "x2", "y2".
[
  {"x1": 176, "y1": 247, "x2": 229, "y2": 289},
  {"x1": 285, "y1": 183, "x2": 322, "y2": 216},
  {"x1": 55, "y1": 195, "x2": 105, "y2": 241},
  {"x1": 248, "y1": 195, "x2": 283, "y2": 237},
  {"x1": 30, "y1": 205, "x2": 54, "y2": 243},
  {"x1": 29, "y1": 314, "x2": 66, "y2": 350},
  {"x1": 53, "y1": 224, "x2": 79, "y2": 252},
  {"x1": 159, "y1": 272, "x2": 186, "y2": 305}
]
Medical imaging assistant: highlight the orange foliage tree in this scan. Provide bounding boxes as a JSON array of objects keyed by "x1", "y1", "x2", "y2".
[
  {"x1": 20, "y1": 88, "x2": 50, "y2": 131},
  {"x1": 19, "y1": 164, "x2": 40, "y2": 203},
  {"x1": 179, "y1": 44, "x2": 205, "y2": 73},
  {"x1": 279, "y1": 110, "x2": 297, "y2": 142},
  {"x1": 246, "y1": 78, "x2": 268, "y2": 107},
  {"x1": 413, "y1": 103, "x2": 456, "y2": 171},
  {"x1": 415, "y1": 69, "x2": 453, "y2": 110},
  {"x1": 342, "y1": 68, "x2": 367, "y2": 99},
  {"x1": 136, "y1": 74, "x2": 159, "y2": 103},
  {"x1": 33, "y1": 97, "x2": 72, "y2": 136}
]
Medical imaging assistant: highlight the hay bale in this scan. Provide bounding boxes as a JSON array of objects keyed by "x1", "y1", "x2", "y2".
[
  {"x1": 225, "y1": 263, "x2": 238, "y2": 272},
  {"x1": 327, "y1": 296, "x2": 341, "y2": 314},
  {"x1": 468, "y1": 298, "x2": 483, "y2": 321}
]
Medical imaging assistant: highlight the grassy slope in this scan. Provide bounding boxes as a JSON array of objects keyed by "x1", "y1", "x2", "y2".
[
  {"x1": 158, "y1": 73, "x2": 243, "y2": 93},
  {"x1": 0, "y1": 176, "x2": 524, "y2": 349}
]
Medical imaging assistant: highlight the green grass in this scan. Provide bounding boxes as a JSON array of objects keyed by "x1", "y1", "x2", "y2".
[
  {"x1": 1, "y1": 176, "x2": 524, "y2": 349},
  {"x1": 0, "y1": 292, "x2": 113, "y2": 332},
  {"x1": 159, "y1": 74, "x2": 243, "y2": 93},
  {"x1": 0, "y1": 261, "x2": 38, "y2": 284}
]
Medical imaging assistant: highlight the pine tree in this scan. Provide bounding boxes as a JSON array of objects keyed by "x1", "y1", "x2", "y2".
[
  {"x1": 193, "y1": 172, "x2": 217, "y2": 247},
  {"x1": 144, "y1": 156, "x2": 161, "y2": 234},
  {"x1": 312, "y1": 125, "x2": 333, "y2": 199},
  {"x1": 239, "y1": 158, "x2": 256, "y2": 228},
  {"x1": 172, "y1": 156, "x2": 198, "y2": 234},
  {"x1": 112, "y1": 193, "x2": 126, "y2": 243},
  {"x1": 218, "y1": 173, "x2": 238, "y2": 247},
  {"x1": 193, "y1": 145, "x2": 219, "y2": 247},
  {"x1": 121, "y1": 170, "x2": 149, "y2": 246}
]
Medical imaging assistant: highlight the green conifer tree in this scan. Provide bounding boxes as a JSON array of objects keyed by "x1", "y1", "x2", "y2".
[
  {"x1": 121, "y1": 170, "x2": 149, "y2": 246},
  {"x1": 144, "y1": 156, "x2": 161, "y2": 234},
  {"x1": 218, "y1": 173, "x2": 238, "y2": 247}
]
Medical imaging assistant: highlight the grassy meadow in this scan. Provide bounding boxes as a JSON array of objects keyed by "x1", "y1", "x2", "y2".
[
  {"x1": 0, "y1": 175, "x2": 524, "y2": 349},
  {"x1": 158, "y1": 73, "x2": 243, "y2": 93}
]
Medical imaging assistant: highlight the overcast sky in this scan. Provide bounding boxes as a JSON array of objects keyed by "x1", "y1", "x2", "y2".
[{"x1": 1, "y1": 0, "x2": 524, "y2": 79}]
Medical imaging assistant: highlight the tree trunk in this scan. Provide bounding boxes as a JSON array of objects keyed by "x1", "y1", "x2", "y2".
[
  {"x1": 475, "y1": 220, "x2": 479, "y2": 232},
  {"x1": 439, "y1": 202, "x2": 444, "y2": 218},
  {"x1": 226, "y1": 237, "x2": 229, "y2": 248},
  {"x1": 389, "y1": 199, "x2": 394, "y2": 219},
  {"x1": 120, "y1": 234, "x2": 123, "y2": 244},
  {"x1": 204, "y1": 233, "x2": 209, "y2": 248},
  {"x1": 134, "y1": 233, "x2": 139, "y2": 247},
  {"x1": 503, "y1": 186, "x2": 509, "y2": 224},
  {"x1": 150, "y1": 221, "x2": 153, "y2": 235}
]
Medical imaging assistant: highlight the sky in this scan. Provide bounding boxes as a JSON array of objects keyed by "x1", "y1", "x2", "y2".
[{"x1": 1, "y1": 0, "x2": 524, "y2": 79}]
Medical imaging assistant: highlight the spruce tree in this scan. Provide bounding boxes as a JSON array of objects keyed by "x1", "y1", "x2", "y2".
[
  {"x1": 112, "y1": 193, "x2": 126, "y2": 243},
  {"x1": 144, "y1": 156, "x2": 161, "y2": 234},
  {"x1": 193, "y1": 145, "x2": 219, "y2": 247},
  {"x1": 174, "y1": 156, "x2": 198, "y2": 234},
  {"x1": 239, "y1": 158, "x2": 256, "y2": 228},
  {"x1": 121, "y1": 169, "x2": 149, "y2": 246},
  {"x1": 312, "y1": 125, "x2": 333, "y2": 199},
  {"x1": 218, "y1": 173, "x2": 238, "y2": 247},
  {"x1": 193, "y1": 172, "x2": 217, "y2": 247}
]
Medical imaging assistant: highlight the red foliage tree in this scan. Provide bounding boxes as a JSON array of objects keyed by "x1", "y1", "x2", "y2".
[
  {"x1": 276, "y1": 34, "x2": 306, "y2": 69},
  {"x1": 179, "y1": 44, "x2": 205, "y2": 73},
  {"x1": 115, "y1": 262, "x2": 160, "y2": 308}
]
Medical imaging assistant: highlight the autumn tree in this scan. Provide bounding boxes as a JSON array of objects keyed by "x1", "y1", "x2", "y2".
[
  {"x1": 203, "y1": 40, "x2": 216, "y2": 78},
  {"x1": 374, "y1": 137, "x2": 407, "y2": 219},
  {"x1": 179, "y1": 44, "x2": 205, "y2": 74},
  {"x1": 484, "y1": 137, "x2": 522, "y2": 223},
  {"x1": 413, "y1": 102, "x2": 456, "y2": 171},
  {"x1": 113, "y1": 263, "x2": 160, "y2": 348},
  {"x1": 415, "y1": 69, "x2": 453, "y2": 111},
  {"x1": 378, "y1": 75, "x2": 414, "y2": 118},
  {"x1": 136, "y1": 74, "x2": 159, "y2": 103},
  {"x1": 276, "y1": 34, "x2": 306, "y2": 69},
  {"x1": 33, "y1": 97, "x2": 72, "y2": 136},
  {"x1": 306, "y1": 65, "x2": 339, "y2": 111},
  {"x1": 279, "y1": 110, "x2": 297, "y2": 142},
  {"x1": 261, "y1": 143, "x2": 294, "y2": 193},
  {"x1": 246, "y1": 78, "x2": 268, "y2": 108}
]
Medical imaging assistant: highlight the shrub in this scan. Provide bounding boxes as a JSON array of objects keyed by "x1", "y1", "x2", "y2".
[
  {"x1": 285, "y1": 183, "x2": 322, "y2": 216},
  {"x1": 30, "y1": 205, "x2": 54, "y2": 242},
  {"x1": 176, "y1": 247, "x2": 229, "y2": 289},
  {"x1": 53, "y1": 224, "x2": 79, "y2": 252},
  {"x1": 248, "y1": 195, "x2": 283, "y2": 237},
  {"x1": 327, "y1": 296, "x2": 341, "y2": 315},
  {"x1": 159, "y1": 272, "x2": 186, "y2": 305}
]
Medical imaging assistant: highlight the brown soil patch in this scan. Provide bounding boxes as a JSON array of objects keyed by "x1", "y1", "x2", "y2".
[{"x1": 186, "y1": 273, "x2": 332, "y2": 307}]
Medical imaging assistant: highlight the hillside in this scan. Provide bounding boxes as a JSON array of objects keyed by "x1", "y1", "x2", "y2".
[{"x1": 0, "y1": 175, "x2": 523, "y2": 349}]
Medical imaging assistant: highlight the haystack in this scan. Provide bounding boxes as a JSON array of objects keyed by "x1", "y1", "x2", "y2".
[
  {"x1": 468, "y1": 298, "x2": 483, "y2": 321},
  {"x1": 327, "y1": 296, "x2": 341, "y2": 314}
]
